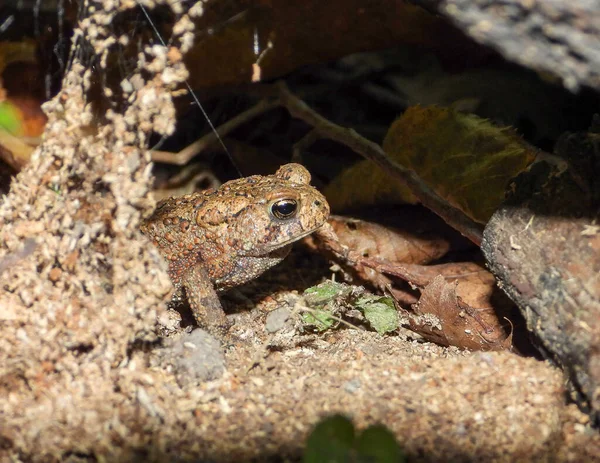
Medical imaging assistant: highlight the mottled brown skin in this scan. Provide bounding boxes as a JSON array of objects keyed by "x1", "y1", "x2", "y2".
[{"x1": 141, "y1": 164, "x2": 330, "y2": 335}]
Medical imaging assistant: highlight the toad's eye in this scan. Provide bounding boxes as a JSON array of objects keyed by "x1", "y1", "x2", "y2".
[{"x1": 271, "y1": 199, "x2": 298, "y2": 220}]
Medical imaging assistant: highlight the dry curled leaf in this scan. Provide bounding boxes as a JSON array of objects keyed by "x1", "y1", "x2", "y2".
[
  {"x1": 357, "y1": 258, "x2": 515, "y2": 351},
  {"x1": 0, "y1": 40, "x2": 38, "y2": 77},
  {"x1": 0, "y1": 41, "x2": 48, "y2": 170},
  {"x1": 328, "y1": 215, "x2": 451, "y2": 265},
  {"x1": 408, "y1": 274, "x2": 513, "y2": 351},
  {"x1": 0, "y1": 98, "x2": 46, "y2": 170},
  {"x1": 304, "y1": 211, "x2": 459, "y2": 302},
  {"x1": 0, "y1": 97, "x2": 47, "y2": 138}
]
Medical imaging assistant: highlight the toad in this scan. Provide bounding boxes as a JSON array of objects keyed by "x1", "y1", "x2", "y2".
[{"x1": 141, "y1": 164, "x2": 330, "y2": 335}]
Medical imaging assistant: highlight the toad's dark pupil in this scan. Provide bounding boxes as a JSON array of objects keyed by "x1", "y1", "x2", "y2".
[{"x1": 271, "y1": 199, "x2": 298, "y2": 219}]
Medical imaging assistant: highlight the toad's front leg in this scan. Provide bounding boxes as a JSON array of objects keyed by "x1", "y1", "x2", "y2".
[{"x1": 180, "y1": 263, "x2": 231, "y2": 337}]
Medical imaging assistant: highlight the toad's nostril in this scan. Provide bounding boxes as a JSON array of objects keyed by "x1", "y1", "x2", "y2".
[{"x1": 314, "y1": 200, "x2": 321, "y2": 207}]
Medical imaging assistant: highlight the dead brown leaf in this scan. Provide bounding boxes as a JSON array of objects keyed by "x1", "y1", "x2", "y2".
[
  {"x1": 360, "y1": 259, "x2": 514, "y2": 350},
  {"x1": 407, "y1": 274, "x2": 512, "y2": 351},
  {"x1": 328, "y1": 215, "x2": 451, "y2": 265}
]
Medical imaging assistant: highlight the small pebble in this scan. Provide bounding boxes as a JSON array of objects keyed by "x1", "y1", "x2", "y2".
[{"x1": 265, "y1": 307, "x2": 292, "y2": 333}]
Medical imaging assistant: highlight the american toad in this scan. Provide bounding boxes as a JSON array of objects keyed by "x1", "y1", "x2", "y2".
[{"x1": 141, "y1": 163, "x2": 330, "y2": 335}]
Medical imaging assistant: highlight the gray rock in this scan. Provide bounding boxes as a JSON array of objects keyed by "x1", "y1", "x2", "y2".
[
  {"x1": 163, "y1": 329, "x2": 226, "y2": 387},
  {"x1": 265, "y1": 307, "x2": 292, "y2": 333}
]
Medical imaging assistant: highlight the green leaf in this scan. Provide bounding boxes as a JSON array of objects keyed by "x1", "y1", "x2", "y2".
[
  {"x1": 355, "y1": 296, "x2": 399, "y2": 334},
  {"x1": 302, "y1": 281, "x2": 350, "y2": 331},
  {"x1": 356, "y1": 425, "x2": 406, "y2": 463},
  {"x1": 0, "y1": 101, "x2": 22, "y2": 135},
  {"x1": 303, "y1": 415, "x2": 355, "y2": 463},
  {"x1": 304, "y1": 280, "x2": 348, "y2": 306},
  {"x1": 304, "y1": 416, "x2": 405, "y2": 463},
  {"x1": 301, "y1": 309, "x2": 336, "y2": 331}
]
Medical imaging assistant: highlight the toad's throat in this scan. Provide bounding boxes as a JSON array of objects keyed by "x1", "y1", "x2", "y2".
[{"x1": 214, "y1": 244, "x2": 293, "y2": 292}]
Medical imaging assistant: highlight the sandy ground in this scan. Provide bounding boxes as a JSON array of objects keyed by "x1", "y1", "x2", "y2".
[{"x1": 2, "y1": 248, "x2": 600, "y2": 462}]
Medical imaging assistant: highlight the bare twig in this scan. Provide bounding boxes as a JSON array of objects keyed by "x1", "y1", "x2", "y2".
[
  {"x1": 292, "y1": 129, "x2": 321, "y2": 163},
  {"x1": 151, "y1": 99, "x2": 281, "y2": 165},
  {"x1": 152, "y1": 163, "x2": 222, "y2": 201},
  {"x1": 277, "y1": 81, "x2": 484, "y2": 245}
]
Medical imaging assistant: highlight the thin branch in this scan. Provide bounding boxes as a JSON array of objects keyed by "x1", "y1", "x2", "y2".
[
  {"x1": 277, "y1": 81, "x2": 484, "y2": 245},
  {"x1": 291, "y1": 129, "x2": 321, "y2": 164},
  {"x1": 151, "y1": 98, "x2": 281, "y2": 166}
]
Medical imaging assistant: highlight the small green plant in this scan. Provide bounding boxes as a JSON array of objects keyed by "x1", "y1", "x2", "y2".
[
  {"x1": 301, "y1": 281, "x2": 352, "y2": 331},
  {"x1": 301, "y1": 307, "x2": 337, "y2": 331},
  {"x1": 303, "y1": 414, "x2": 405, "y2": 463},
  {"x1": 301, "y1": 282, "x2": 399, "y2": 334}
]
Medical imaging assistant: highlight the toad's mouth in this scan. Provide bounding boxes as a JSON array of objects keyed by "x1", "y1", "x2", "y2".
[
  {"x1": 267, "y1": 243, "x2": 292, "y2": 259},
  {"x1": 244, "y1": 227, "x2": 322, "y2": 256}
]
